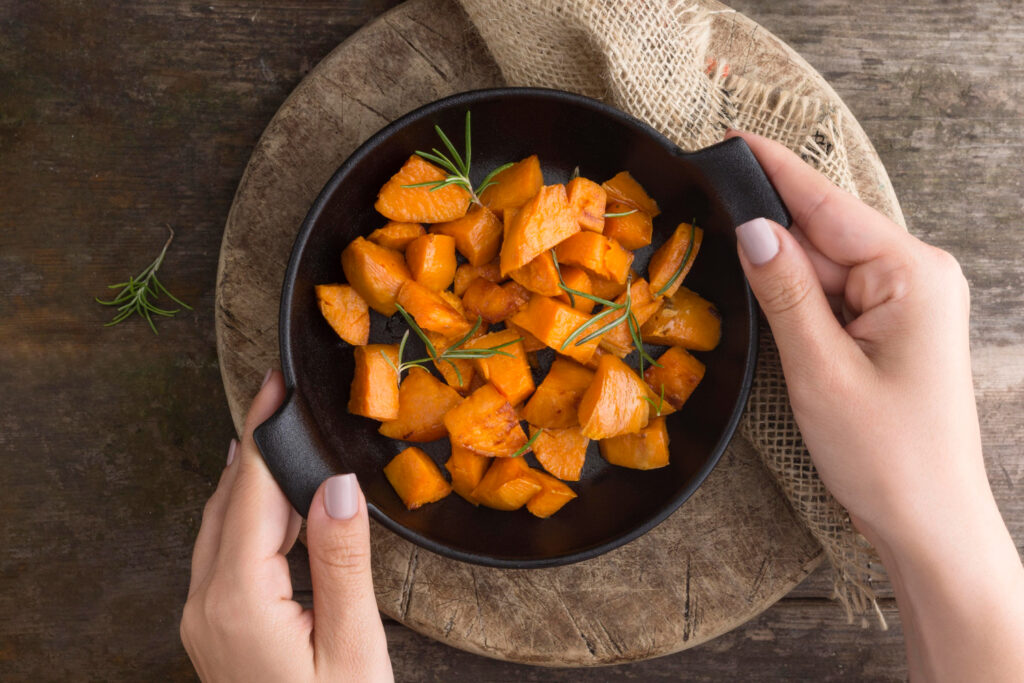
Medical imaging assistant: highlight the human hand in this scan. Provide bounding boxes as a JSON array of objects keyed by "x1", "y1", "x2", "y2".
[
  {"x1": 729, "y1": 130, "x2": 1023, "y2": 680},
  {"x1": 181, "y1": 370, "x2": 393, "y2": 683}
]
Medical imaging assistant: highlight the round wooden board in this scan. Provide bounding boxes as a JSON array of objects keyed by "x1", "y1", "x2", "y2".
[{"x1": 216, "y1": 0, "x2": 902, "y2": 666}]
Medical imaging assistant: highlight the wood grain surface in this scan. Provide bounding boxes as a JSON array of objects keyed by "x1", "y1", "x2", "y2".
[{"x1": 1, "y1": 0, "x2": 1022, "y2": 680}]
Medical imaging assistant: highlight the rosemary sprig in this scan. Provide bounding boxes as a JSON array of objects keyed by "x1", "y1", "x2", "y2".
[
  {"x1": 641, "y1": 384, "x2": 666, "y2": 417},
  {"x1": 385, "y1": 304, "x2": 520, "y2": 385},
  {"x1": 95, "y1": 226, "x2": 192, "y2": 334},
  {"x1": 654, "y1": 219, "x2": 698, "y2": 298},
  {"x1": 511, "y1": 428, "x2": 543, "y2": 458},
  {"x1": 603, "y1": 208, "x2": 637, "y2": 218},
  {"x1": 402, "y1": 111, "x2": 514, "y2": 206}
]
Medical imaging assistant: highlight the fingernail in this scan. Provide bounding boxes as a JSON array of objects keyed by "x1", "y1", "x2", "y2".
[
  {"x1": 226, "y1": 438, "x2": 238, "y2": 466},
  {"x1": 324, "y1": 474, "x2": 359, "y2": 520},
  {"x1": 736, "y1": 218, "x2": 780, "y2": 265},
  {"x1": 261, "y1": 369, "x2": 273, "y2": 388}
]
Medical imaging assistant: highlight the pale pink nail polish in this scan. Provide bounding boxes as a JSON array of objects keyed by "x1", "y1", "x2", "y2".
[
  {"x1": 324, "y1": 474, "x2": 359, "y2": 520},
  {"x1": 736, "y1": 218, "x2": 780, "y2": 265},
  {"x1": 226, "y1": 439, "x2": 238, "y2": 466},
  {"x1": 261, "y1": 368, "x2": 273, "y2": 388}
]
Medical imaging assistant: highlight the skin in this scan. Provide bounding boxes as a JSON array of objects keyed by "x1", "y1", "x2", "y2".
[{"x1": 182, "y1": 134, "x2": 1024, "y2": 681}]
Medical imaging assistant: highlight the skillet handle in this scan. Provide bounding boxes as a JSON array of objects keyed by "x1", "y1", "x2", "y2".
[
  {"x1": 253, "y1": 388, "x2": 336, "y2": 516},
  {"x1": 682, "y1": 137, "x2": 791, "y2": 229}
]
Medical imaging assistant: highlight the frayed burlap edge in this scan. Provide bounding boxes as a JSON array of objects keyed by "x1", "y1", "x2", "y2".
[{"x1": 458, "y1": 0, "x2": 886, "y2": 626}]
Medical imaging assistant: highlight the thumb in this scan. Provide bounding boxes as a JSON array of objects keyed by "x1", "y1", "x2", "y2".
[
  {"x1": 306, "y1": 474, "x2": 391, "y2": 678},
  {"x1": 736, "y1": 217, "x2": 861, "y2": 384}
]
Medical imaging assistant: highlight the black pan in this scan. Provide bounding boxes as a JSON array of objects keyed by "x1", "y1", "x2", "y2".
[{"x1": 254, "y1": 87, "x2": 788, "y2": 568}]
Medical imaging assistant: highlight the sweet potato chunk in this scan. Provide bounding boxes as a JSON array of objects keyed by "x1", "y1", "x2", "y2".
[
  {"x1": 425, "y1": 323, "x2": 487, "y2": 395},
  {"x1": 577, "y1": 353, "x2": 650, "y2": 439},
  {"x1": 378, "y1": 367, "x2": 463, "y2": 442},
  {"x1": 432, "y1": 205, "x2": 503, "y2": 266},
  {"x1": 589, "y1": 275, "x2": 629, "y2": 301},
  {"x1": 599, "y1": 417, "x2": 669, "y2": 470},
  {"x1": 500, "y1": 184, "x2": 580, "y2": 276},
  {"x1": 375, "y1": 155, "x2": 470, "y2": 223},
  {"x1": 348, "y1": 344, "x2": 400, "y2": 420},
  {"x1": 453, "y1": 259, "x2": 504, "y2": 296},
  {"x1": 443, "y1": 383, "x2": 528, "y2": 457},
  {"x1": 520, "y1": 358, "x2": 594, "y2": 429},
  {"x1": 525, "y1": 468, "x2": 578, "y2": 518},
  {"x1": 641, "y1": 286, "x2": 721, "y2": 351},
  {"x1": 554, "y1": 232, "x2": 633, "y2": 284},
  {"x1": 406, "y1": 233, "x2": 457, "y2": 291},
  {"x1": 368, "y1": 221, "x2": 425, "y2": 251},
  {"x1": 598, "y1": 279, "x2": 663, "y2": 357},
  {"x1": 471, "y1": 457, "x2": 542, "y2": 511},
  {"x1": 445, "y1": 445, "x2": 490, "y2": 504},
  {"x1": 602, "y1": 202, "x2": 653, "y2": 250},
  {"x1": 648, "y1": 222, "x2": 703, "y2": 298},
  {"x1": 644, "y1": 346, "x2": 706, "y2": 411},
  {"x1": 508, "y1": 251, "x2": 562, "y2": 297},
  {"x1": 479, "y1": 154, "x2": 543, "y2": 215},
  {"x1": 555, "y1": 265, "x2": 596, "y2": 314},
  {"x1": 504, "y1": 320, "x2": 546, "y2": 353},
  {"x1": 316, "y1": 284, "x2": 370, "y2": 346},
  {"x1": 383, "y1": 446, "x2": 452, "y2": 510},
  {"x1": 566, "y1": 176, "x2": 606, "y2": 232},
  {"x1": 341, "y1": 237, "x2": 412, "y2": 315},
  {"x1": 462, "y1": 278, "x2": 527, "y2": 324},
  {"x1": 602, "y1": 171, "x2": 660, "y2": 217},
  {"x1": 530, "y1": 426, "x2": 589, "y2": 481},
  {"x1": 396, "y1": 280, "x2": 472, "y2": 337},
  {"x1": 510, "y1": 295, "x2": 601, "y2": 365},
  {"x1": 464, "y1": 329, "x2": 534, "y2": 406}
]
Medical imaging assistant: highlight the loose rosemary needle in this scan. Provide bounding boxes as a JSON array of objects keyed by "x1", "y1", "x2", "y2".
[{"x1": 95, "y1": 226, "x2": 192, "y2": 334}]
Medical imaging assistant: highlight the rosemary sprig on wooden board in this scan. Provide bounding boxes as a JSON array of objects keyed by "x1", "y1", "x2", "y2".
[{"x1": 95, "y1": 226, "x2": 192, "y2": 334}]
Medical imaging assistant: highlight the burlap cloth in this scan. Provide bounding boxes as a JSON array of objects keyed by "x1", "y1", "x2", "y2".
[{"x1": 458, "y1": 0, "x2": 887, "y2": 626}]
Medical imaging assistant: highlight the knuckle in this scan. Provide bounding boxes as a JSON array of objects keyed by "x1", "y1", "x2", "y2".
[
  {"x1": 314, "y1": 533, "x2": 372, "y2": 576},
  {"x1": 759, "y1": 269, "x2": 815, "y2": 316}
]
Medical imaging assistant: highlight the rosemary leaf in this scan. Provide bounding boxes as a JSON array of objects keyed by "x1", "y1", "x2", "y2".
[
  {"x1": 603, "y1": 208, "x2": 638, "y2": 218},
  {"x1": 510, "y1": 427, "x2": 543, "y2": 458}
]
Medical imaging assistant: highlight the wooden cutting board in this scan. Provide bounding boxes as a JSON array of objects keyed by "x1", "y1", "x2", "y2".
[{"x1": 215, "y1": 0, "x2": 901, "y2": 666}]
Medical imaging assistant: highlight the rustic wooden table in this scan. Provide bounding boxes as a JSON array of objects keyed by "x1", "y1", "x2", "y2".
[{"x1": 2, "y1": 1, "x2": 1021, "y2": 680}]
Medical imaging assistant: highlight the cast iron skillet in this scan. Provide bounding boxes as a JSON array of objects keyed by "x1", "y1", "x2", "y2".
[{"x1": 254, "y1": 87, "x2": 789, "y2": 568}]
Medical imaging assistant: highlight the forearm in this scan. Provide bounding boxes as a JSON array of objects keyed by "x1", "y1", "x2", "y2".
[{"x1": 867, "y1": 493, "x2": 1024, "y2": 682}]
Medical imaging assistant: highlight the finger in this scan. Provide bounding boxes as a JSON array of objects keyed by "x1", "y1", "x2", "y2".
[
  {"x1": 216, "y1": 370, "x2": 298, "y2": 582},
  {"x1": 736, "y1": 218, "x2": 866, "y2": 387},
  {"x1": 727, "y1": 129, "x2": 908, "y2": 266},
  {"x1": 791, "y1": 224, "x2": 849, "y2": 296},
  {"x1": 188, "y1": 439, "x2": 242, "y2": 597},
  {"x1": 307, "y1": 474, "x2": 392, "y2": 679}
]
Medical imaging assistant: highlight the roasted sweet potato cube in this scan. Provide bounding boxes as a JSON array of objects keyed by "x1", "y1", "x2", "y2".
[
  {"x1": 509, "y1": 295, "x2": 601, "y2": 365},
  {"x1": 471, "y1": 457, "x2": 542, "y2": 511},
  {"x1": 341, "y1": 237, "x2": 412, "y2": 315},
  {"x1": 641, "y1": 286, "x2": 721, "y2": 351},
  {"x1": 375, "y1": 155, "x2": 470, "y2": 223},
  {"x1": 525, "y1": 468, "x2": 578, "y2": 518},
  {"x1": 509, "y1": 251, "x2": 562, "y2": 297},
  {"x1": 396, "y1": 280, "x2": 472, "y2": 337},
  {"x1": 500, "y1": 184, "x2": 580, "y2": 276},
  {"x1": 644, "y1": 346, "x2": 706, "y2": 411},
  {"x1": 599, "y1": 417, "x2": 669, "y2": 470},
  {"x1": 406, "y1": 233, "x2": 457, "y2": 291},
  {"x1": 479, "y1": 154, "x2": 544, "y2": 216},
  {"x1": 462, "y1": 278, "x2": 524, "y2": 324},
  {"x1": 383, "y1": 446, "x2": 452, "y2": 510},
  {"x1": 602, "y1": 202, "x2": 653, "y2": 250},
  {"x1": 431, "y1": 205, "x2": 503, "y2": 266},
  {"x1": 555, "y1": 265, "x2": 596, "y2": 314},
  {"x1": 445, "y1": 445, "x2": 490, "y2": 505},
  {"x1": 577, "y1": 353, "x2": 650, "y2": 439},
  {"x1": 505, "y1": 320, "x2": 546, "y2": 353},
  {"x1": 643, "y1": 381, "x2": 677, "y2": 418},
  {"x1": 316, "y1": 284, "x2": 370, "y2": 346},
  {"x1": 580, "y1": 345, "x2": 609, "y2": 371},
  {"x1": 602, "y1": 171, "x2": 660, "y2": 217},
  {"x1": 425, "y1": 324, "x2": 486, "y2": 395},
  {"x1": 648, "y1": 222, "x2": 703, "y2": 298},
  {"x1": 530, "y1": 425, "x2": 589, "y2": 481},
  {"x1": 378, "y1": 367, "x2": 463, "y2": 442},
  {"x1": 367, "y1": 221, "x2": 425, "y2": 251},
  {"x1": 554, "y1": 232, "x2": 633, "y2": 284},
  {"x1": 598, "y1": 279, "x2": 663, "y2": 357},
  {"x1": 443, "y1": 383, "x2": 529, "y2": 457},
  {"x1": 348, "y1": 344, "x2": 400, "y2": 420},
  {"x1": 453, "y1": 259, "x2": 504, "y2": 296},
  {"x1": 520, "y1": 357, "x2": 594, "y2": 429},
  {"x1": 463, "y1": 329, "x2": 534, "y2": 406},
  {"x1": 589, "y1": 275, "x2": 629, "y2": 301},
  {"x1": 566, "y1": 176, "x2": 607, "y2": 233}
]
